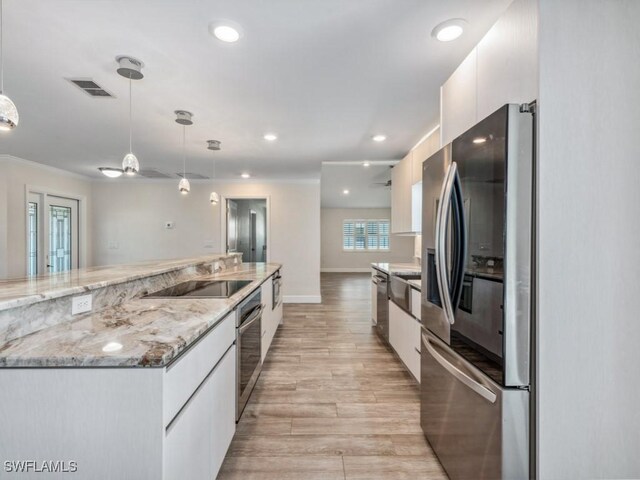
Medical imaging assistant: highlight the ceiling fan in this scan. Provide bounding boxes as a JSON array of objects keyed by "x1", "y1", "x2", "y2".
[{"x1": 372, "y1": 179, "x2": 392, "y2": 188}]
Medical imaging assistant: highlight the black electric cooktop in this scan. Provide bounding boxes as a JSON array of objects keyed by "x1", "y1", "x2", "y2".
[{"x1": 144, "y1": 280, "x2": 253, "y2": 299}]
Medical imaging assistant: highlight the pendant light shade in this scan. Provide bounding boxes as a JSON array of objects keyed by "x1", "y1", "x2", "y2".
[
  {"x1": 0, "y1": 0, "x2": 18, "y2": 131},
  {"x1": 122, "y1": 153, "x2": 139, "y2": 175},
  {"x1": 0, "y1": 94, "x2": 17, "y2": 131},
  {"x1": 179, "y1": 177, "x2": 191, "y2": 195},
  {"x1": 117, "y1": 56, "x2": 144, "y2": 174}
]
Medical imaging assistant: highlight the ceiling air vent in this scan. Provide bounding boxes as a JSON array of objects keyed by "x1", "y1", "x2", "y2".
[
  {"x1": 67, "y1": 78, "x2": 114, "y2": 98},
  {"x1": 177, "y1": 173, "x2": 209, "y2": 180},
  {"x1": 137, "y1": 169, "x2": 173, "y2": 179}
]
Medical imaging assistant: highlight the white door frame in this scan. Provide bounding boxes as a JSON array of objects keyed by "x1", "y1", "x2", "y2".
[
  {"x1": 24, "y1": 185, "x2": 87, "y2": 276},
  {"x1": 219, "y1": 195, "x2": 270, "y2": 263}
]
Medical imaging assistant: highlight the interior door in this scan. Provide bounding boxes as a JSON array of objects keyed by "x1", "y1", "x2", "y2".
[
  {"x1": 27, "y1": 193, "x2": 79, "y2": 276},
  {"x1": 249, "y1": 211, "x2": 257, "y2": 262},
  {"x1": 46, "y1": 196, "x2": 79, "y2": 274},
  {"x1": 226, "y1": 199, "x2": 238, "y2": 254}
]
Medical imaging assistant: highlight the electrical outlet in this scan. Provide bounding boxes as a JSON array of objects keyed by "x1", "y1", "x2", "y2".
[{"x1": 71, "y1": 294, "x2": 92, "y2": 315}]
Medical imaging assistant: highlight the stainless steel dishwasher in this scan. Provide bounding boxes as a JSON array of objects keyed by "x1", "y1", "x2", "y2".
[{"x1": 373, "y1": 271, "x2": 389, "y2": 342}]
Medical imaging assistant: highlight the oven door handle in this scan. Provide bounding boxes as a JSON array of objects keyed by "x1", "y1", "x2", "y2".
[
  {"x1": 422, "y1": 332, "x2": 497, "y2": 404},
  {"x1": 239, "y1": 304, "x2": 263, "y2": 334}
]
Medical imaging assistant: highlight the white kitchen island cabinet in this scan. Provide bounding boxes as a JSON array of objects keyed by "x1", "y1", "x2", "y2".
[{"x1": 0, "y1": 312, "x2": 238, "y2": 480}]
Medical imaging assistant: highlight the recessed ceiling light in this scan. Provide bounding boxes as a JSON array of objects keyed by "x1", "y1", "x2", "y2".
[
  {"x1": 264, "y1": 133, "x2": 278, "y2": 141},
  {"x1": 431, "y1": 19, "x2": 467, "y2": 42},
  {"x1": 102, "y1": 342, "x2": 123, "y2": 353},
  {"x1": 372, "y1": 135, "x2": 386, "y2": 142},
  {"x1": 363, "y1": 162, "x2": 370, "y2": 167},
  {"x1": 209, "y1": 22, "x2": 242, "y2": 43},
  {"x1": 241, "y1": 173, "x2": 250, "y2": 179},
  {"x1": 98, "y1": 167, "x2": 124, "y2": 178},
  {"x1": 343, "y1": 189, "x2": 350, "y2": 195},
  {"x1": 472, "y1": 137, "x2": 487, "y2": 144}
]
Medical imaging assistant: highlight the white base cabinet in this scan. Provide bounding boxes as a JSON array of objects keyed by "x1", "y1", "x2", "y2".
[
  {"x1": 164, "y1": 345, "x2": 236, "y2": 480},
  {"x1": 389, "y1": 301, "x2": 421, "y2": 382},
  {"x1": 0, "y1": 313, "x2": 239, "y2": 480},
  {"x1": 261, "y1": 270, "x2": 283, "y2": 362}
]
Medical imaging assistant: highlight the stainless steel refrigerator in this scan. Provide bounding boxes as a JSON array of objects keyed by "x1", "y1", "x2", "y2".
[{"x1": 420, "y1": 104, "x2": 533, "y2": 479}]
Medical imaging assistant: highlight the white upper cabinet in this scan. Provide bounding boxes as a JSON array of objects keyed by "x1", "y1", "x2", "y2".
[
  {"x1": 476, "y1": 0, "x2": 538, "y2": 120},
  {"x1": 411, "y1": 126, "x2": 441, "y2": 184},
  {"x1": 391, "y1": 128, "x2": 441, "y2": 234},
  {"x1": 440, "y1": 0, "x2": 538, "y2": 145},
  {"x1": 440, "y1": 50, "x2": 478, "y2": 146},
  {"x1": 391, "y1": 151, "x2": 413, "y2": 234}
]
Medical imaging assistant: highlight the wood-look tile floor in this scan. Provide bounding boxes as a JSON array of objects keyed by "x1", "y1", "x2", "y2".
[{"x1": 217, "y1": 273, "x2": 448, "y2": 480}]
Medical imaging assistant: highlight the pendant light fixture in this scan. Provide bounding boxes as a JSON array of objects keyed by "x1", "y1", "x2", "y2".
[
  {"x1": 175, "y1": 110, "x2": 193, "y2": 195},
  {"x1": 207, "y1": 140, "x2": 221, "y2": 205},
  {"x1": 116, "y1": 56, "x2": 144, "y2": 174},
  {"x1": 0, "y1": 0, "x2": 18, "y2": 131}
]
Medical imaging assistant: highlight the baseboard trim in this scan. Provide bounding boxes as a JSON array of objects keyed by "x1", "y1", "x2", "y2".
[
  {"x1": 283, "y1": 295, "x2": 322, "y2": 304},
  {"x1": 321, "y1": 268, "x2": 371, "y2": 273}
]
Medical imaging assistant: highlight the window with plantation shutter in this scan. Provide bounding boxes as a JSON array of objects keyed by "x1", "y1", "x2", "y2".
[{"x1": 343, "y1": 219, "x2": 390, "y2": 252}]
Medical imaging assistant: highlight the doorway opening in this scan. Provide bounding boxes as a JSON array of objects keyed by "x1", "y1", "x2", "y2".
[
  {"x1": 226, "y1": 198, "x2": 268, "y2": 263},
  {"x1": 26, "y1": 191, "x2": 80, "y2": 276}
]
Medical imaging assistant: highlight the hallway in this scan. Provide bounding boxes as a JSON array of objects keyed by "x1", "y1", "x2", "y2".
[{"x1": 218, "y1": 273, "x2": 447, "y2": 479}]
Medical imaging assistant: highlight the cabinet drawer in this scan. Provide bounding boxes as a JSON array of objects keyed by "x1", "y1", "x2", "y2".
[
  {"x1": 411, "y1": 288, "x2": 421, "y2": 320},
  {"x1": 164, "y1": 345, "x2": 236, "y2": 480},
  {"x1": 163, "y1": 311, "x2": 235, "y2": 426}
]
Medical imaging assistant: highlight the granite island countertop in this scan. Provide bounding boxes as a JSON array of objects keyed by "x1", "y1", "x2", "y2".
[
  {"x1": 0, "y1": 254, "x2": 246, "y2": 311},
  {"x1": 0, "y1": 263, "x2": 281, "y2": 368}
]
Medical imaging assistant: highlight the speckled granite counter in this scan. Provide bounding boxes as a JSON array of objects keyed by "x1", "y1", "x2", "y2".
[
  {"x1": 0, "y1": 255, "x2": 244, "y2": 311},
  {"x1": 371, "y1": 262, "x2": 421, "y2": 275},
  {"x1": 0, "y1": 260, "x2": 281, "y2": 368}
]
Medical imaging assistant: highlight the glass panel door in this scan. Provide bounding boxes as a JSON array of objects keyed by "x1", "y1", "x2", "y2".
[
  {"x1": 27, "y1": 202, "x2": 38, "y2": 276},
  {"x1": 49, "y1": 205, "x2": 72, "y2": 273},
  {"x1": 26, "y1": 193, "x2": 79, "y2": 276}
]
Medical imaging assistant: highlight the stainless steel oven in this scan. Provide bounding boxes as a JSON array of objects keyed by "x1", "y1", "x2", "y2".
[
  {"x1": 272, "y1": 270, "x2": 282, "y2": 309},
  {"x1": 236, "y1": 288, "x2": 263, "y2": 421}
]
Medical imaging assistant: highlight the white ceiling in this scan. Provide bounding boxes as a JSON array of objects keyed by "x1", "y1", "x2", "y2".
[
  {"x1": 0, "y1": 0, "x2": 511, "y2": 180},
  {"x1": 321, "y1": 162, "x2": 394, "y2": 208}
]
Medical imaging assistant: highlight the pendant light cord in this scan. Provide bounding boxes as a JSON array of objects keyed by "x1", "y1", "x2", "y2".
[
  {"x1": 182, "y1": 125, "x2": 186, "y2": 178},
  {"x1": 1, "y1": 0, "x2": 4, "y2": 94},
  {"x1": 128, "y1": 76, "x2": 132, "y2": 153}
]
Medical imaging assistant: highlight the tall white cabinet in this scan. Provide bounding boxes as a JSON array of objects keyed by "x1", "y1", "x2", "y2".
[
  {"x1": 440, "y1": 0, "x2": 538, "y2": 145},
  {"x1": 391, "y1": 127, "x2": 441, "y2": 234}
]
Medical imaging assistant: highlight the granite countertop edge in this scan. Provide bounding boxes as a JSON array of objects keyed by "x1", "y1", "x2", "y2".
[
  {"x1": 0, "y1": 263, "x2": 281, "y2": 369},
  {"x1": 0, "y1": 254, "x2": 243, "y2": 312}
]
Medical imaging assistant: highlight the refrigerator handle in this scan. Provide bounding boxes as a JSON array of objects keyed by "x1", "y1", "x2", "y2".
[
  {"x1": 449, "y1": 168, "x2": 467, "y2": 313},
  {"x1": 435, "y1": 163, "x2": 456, "y2": 325},
  {"x1": 422, "y1": 332, "x2": 497, "y2": 404}
]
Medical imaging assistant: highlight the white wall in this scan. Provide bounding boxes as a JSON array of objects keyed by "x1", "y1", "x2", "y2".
[
  {"x1": 0, "y1": 156, "x2": 93, "y2": 279},
  {"x1": 321, "y1": 208, "x2": 414, "y2": 272},
  {"x1": 536, "y1": 1, "x2": 640, "y2": 478},
  {"x1": 92, "y1": 180, "x2": 321, "y2": 302}
]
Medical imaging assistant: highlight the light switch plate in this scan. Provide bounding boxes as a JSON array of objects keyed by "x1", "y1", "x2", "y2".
[{"x1": 71, "y1": 294, "x2": 92, "y2": 315}]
